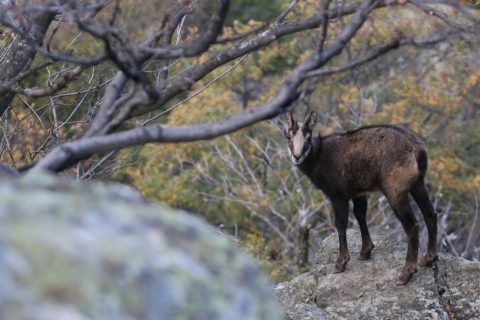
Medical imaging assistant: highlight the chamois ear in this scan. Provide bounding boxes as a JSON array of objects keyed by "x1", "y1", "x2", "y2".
[
  {"x1": 285, "y1": 112, "x2": 298, "y2": 131},
  {"x1": 303, "y1": 111, "x2": 317, "y2": 132}
]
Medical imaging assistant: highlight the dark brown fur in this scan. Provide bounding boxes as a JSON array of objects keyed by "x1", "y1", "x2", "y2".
[{"x1": 285, "y1": 112, "x2": 438, "y2": 285}]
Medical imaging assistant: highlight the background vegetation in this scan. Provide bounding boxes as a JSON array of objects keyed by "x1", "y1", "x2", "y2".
[
  {"x1": 115, "y1": 1, "x2": 480, "y2": 281},
  {"x1": 1, "y1": 0, "x2": 479, "y2": 282}
]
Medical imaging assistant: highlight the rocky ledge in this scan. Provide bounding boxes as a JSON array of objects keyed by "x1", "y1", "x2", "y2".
[{"x1": 276, "y1": 230, "x2": 480, "y2": 320}]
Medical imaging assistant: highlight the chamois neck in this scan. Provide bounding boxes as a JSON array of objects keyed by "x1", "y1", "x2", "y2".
[{"x1": 297, "y1": 135, "x2": 320, "y2": 173}]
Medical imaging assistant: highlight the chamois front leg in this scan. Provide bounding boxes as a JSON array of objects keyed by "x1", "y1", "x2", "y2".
[
  {"x1": 353, "y1": 196, "x2": 374, "y2": 260},
  {"x1": 331, "y1": 198, "x2": 350, "y2": 273}
]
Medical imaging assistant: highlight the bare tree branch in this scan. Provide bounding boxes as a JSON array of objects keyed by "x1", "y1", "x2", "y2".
[
  {"x1": 0, "y1": 0, "x2": 476, "y2": 176},
  {"x1": 307, "y1": 37, "x2": 402, "y2": 78},
  {"x1": 140, "y1": 0, "x2": 230, "y2": 59},
  {"x1": 87, "y1": 0, "x2": 394, "y2": 136},
  {"x1": 34, "y1": 0, "x2": 381, "y2": 171}
]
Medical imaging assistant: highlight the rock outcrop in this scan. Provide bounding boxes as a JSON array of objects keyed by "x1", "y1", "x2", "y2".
[
  {"x1": 0, "y1": 173, "x2": 282, "y2": 320},
  {"x1": 276, "y1": 230, "x2": 480, "y2": 320}
]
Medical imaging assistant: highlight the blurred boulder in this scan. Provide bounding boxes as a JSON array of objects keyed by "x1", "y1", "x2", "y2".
[{"x1": 0, "y1": 173, "x2": 282, "y2": 320}]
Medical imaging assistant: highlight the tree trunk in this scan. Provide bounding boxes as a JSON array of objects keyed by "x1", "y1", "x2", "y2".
[
  {"x1": 0, "y1": 3, "x2": 55, "y2": 115},
  {"x1": 296, "y1": 225, "x2": 310, "y2": 267}
]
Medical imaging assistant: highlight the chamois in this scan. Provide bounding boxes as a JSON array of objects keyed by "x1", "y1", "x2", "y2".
[{"x1": 285, "y1": 111, "x2": 437, "y2": 285}]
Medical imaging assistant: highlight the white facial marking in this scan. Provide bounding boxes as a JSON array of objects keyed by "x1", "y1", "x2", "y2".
[{"x1": 289, "y1": 129, "x2": 311, "y2": 165}]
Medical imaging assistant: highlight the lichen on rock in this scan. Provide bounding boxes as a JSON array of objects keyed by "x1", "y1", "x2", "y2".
[{"x1": 0, "y1": 172, "x2": 282, "y2": 320}]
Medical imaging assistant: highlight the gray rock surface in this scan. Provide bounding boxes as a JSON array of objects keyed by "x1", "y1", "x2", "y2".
[
  {"x1": 0, "y1": 173, "x2": 282, "y2": 320},
  {"x1": 276, "y1": 230, "x2": 480, "y2": 320}
]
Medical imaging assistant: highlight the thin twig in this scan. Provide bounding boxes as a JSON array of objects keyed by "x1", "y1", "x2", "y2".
[{"x1": 142, "y1": 54, "x2": 248, "y2": 125}]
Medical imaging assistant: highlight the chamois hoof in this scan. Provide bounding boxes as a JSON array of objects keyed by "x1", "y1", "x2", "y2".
[
  {"x1": 396, "y1": 265, "x2": 417, "y2": 285},
  {"x1": 357, "y1": 253, "x2": 371, "y2": 261},
  {"x1": 419, "y1": 254, "x2": 438, "y2": 267},
  {"x1": 357, "y1": 243, "x2": 374, "y2": 260},
  {"x1": 334, "y1": 256, "x2": 349, "y2": 273},
  {"x1": 333, "y1": 264, "x2": 346, "y2": 274}
]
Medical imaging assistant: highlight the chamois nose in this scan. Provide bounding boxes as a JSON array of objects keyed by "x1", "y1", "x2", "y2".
[{"x1": 293, "y1": 154, "x2": 301, "y2": 161}]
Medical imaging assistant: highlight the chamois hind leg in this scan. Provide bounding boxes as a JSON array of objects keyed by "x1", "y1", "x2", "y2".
[
  {"x1": 331, "y1": 198, "x2": 350, "y2": 273},
  {"x1": 383, "y1": 189, "x2": 419, "y2": 285},
  {"x1": 352, "y1": 196, "x2": 374, "y2": 260},
  {"x1": 410, "y1": 178, "x2": 438, "y2": 267}
]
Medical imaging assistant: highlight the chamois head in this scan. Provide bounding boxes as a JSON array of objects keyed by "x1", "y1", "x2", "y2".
[{"x1": 285, "y1": 111, "x2": 317, "y2": 165}]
